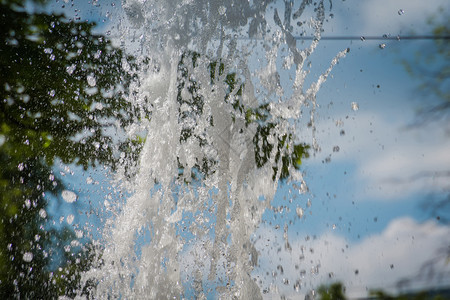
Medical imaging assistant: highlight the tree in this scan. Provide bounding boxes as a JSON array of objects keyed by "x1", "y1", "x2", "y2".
[
  {"x1": 370, "y1": 288, "x2": 449, "y2": 300},
  {"x1": 317, "y1": 282, "x2": 347, "y2": 300},
  {"x1": 399, "y1": 8, "x2": 450, "y2": 276},
  {"x1": 316, "y1": 282, "x2": 449, "y2": 300},
  {"x1": 0, "y1": 1, "x2": 138, "y2": 298},
  {"x1": 402, "y1": 7, "x2": 450, "y2": 125}
]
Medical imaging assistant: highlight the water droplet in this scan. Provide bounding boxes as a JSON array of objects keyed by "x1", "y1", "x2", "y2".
[
  {"x1": 218, "y1": 6, "x2": 226, "y2": 15},
  {"x1": 311, "y1": 265, "x2": 320, "y2": 275},
  {"x1": 332, "y1": 145, "x2": 340, "y2": 152},
  {"x1": 24, "y1": 199, "x2": 31, "y2": 209},
  {"x1": 66, "y1": 64, "x2": 76, "y2": 75},
  {"x1": 277, "y1": 265, "x2": 284, "y2": 274},
  {"x1": 23, "y1": 252, "x2": 33, "y2": 262},
  {"x1": 94, "y1": 103, "x2": 103, "y2": 110},
  {"x1": 398, "y1": 9, "x2": 404, "y2": 15},
  {"x1": 296, "y1": 207, "x2": 304, "y2": 218},
  {"x1": 351, "y1": 102, "x2": 359, "y2": 111},
  {"x1": 39, "y1": 209, "x2": 47, "y2": 218},
  {"x1": 294, "y1": 280, "x2": 301, "y2": 292},
  {"x1": 62, "y1": 190, "x2": 77, "y2": 203},
  {"x1": 360, "y1": 36, "x2": 365, "y2": 41},
  {"x1": 87, "y1": 74, "x2": 96, "y2": 87},
  {"x1": 75, "y1": 230, "x2": 83, "y2": 239},
  {"x1": 67, "y1": 214, "x2": 74, "y2": 224},
  {"x1": 86, "y1": 176, "x2": 93, "y2": 184},
  {"x1": 49, "y1": 90, "x2": 55, "y2": 97},
  {"x1": 94, "y1": 50, "x2": 102, "y2": 59},
  {"x1": 379, "y1": 43, "x2": 386, "y2": 49},
  {"x1": 17, "y1": 163, "x2": 24, "y2": 171},
  {"x1": 300, "y1": 181, "x2": 308, "y2": 193}
]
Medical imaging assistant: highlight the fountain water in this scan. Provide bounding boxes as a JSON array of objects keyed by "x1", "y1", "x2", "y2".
[{"x1": 78, "y1": 0, "x2": 348, "y2": 298}]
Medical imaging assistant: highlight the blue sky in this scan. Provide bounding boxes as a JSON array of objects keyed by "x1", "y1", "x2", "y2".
[{"x1": 42, "y1": 0, "x2": 449, "y2": 298}]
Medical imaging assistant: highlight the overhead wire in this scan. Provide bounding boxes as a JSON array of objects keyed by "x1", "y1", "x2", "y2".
[{"x1": 293, "y1": 35, "x2": 450, "y2": 41}]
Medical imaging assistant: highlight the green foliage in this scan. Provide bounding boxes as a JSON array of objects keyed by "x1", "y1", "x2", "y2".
[
  {"x1": 0, "y1": 0, "x2": 137, "y2": 298},
  {"x1": 316, "y1": 282, "x2": 449, "y2": 300},
  {"x1": 0, "y1": 4, "x2": 136, "y2": 169},
  {"x1": 176, "y1": 51, "x2": 309, "y2": 182},
  {"x1": 370, "y1": 289, "x2": 448, "y2": 300},
  {"x1": 318, "y1": 282, "x2": 347, "y2": 300}
]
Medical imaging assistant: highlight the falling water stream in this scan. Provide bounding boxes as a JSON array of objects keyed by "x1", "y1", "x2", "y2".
[{"x1": 78, "y1": 0, "x2": 348, "y2": 298}]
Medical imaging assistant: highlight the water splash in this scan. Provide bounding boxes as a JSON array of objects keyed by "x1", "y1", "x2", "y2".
[{"x1": 79, "y1": 0, "x2": 348, "y2": 298}]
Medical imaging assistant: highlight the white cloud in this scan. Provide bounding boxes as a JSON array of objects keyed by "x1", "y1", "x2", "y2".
[
  {"x1": 326, "y1": 0, "x2": 449, "y2": 37},
  {"x1": 303, "y1": 111, "x2": 450, "y2": 200},
  {"x1": 359, "y1": 0, "x2": 448, "y2": 35},
  {"x1": 361, "y1": 137, "x2": 450, "y2": 199},
  {"x1": 253, "y1": 217, "x2": 450, "y2": 299}
]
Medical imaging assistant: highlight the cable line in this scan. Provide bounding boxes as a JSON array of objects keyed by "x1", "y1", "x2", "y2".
[{"x1": 293, "y1": 35, "x2": 450, "y2": 41}]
